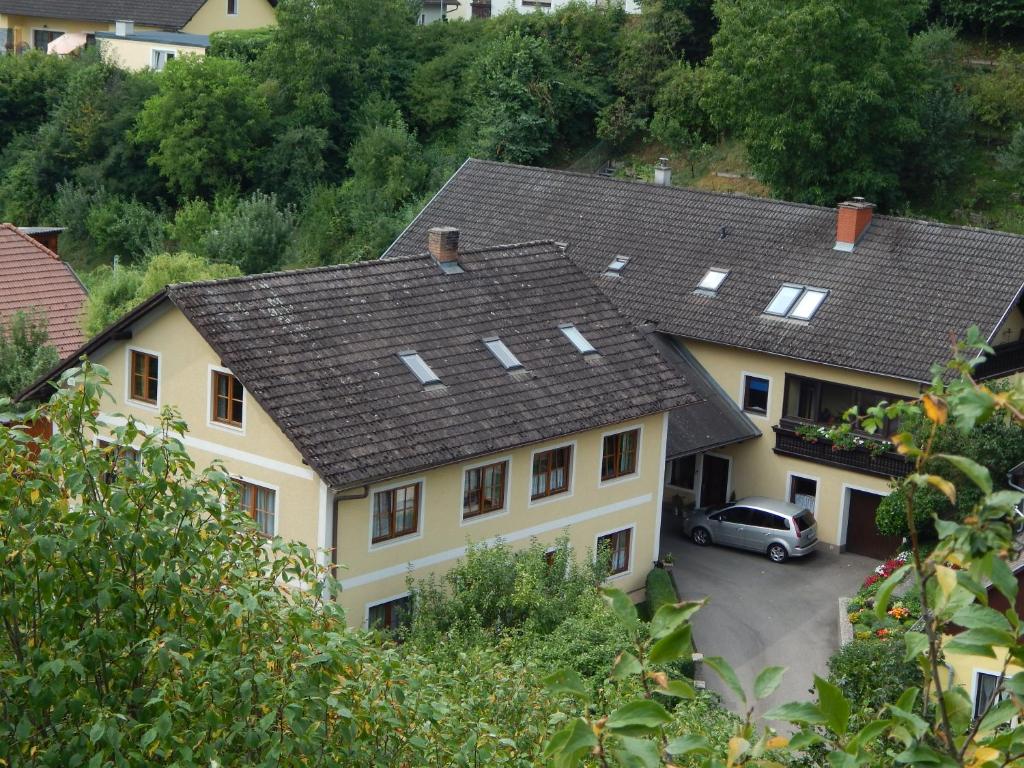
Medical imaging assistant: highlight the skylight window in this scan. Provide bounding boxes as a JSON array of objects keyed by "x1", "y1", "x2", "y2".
[
  {"x1": 764, "y1": 284, "x2": 804, "y2": 316},
  {"x1": 483, "y1": 337, "x2": 523, "y2": 370},
  {"x1": 764, "y1": 284, "x2": 829, "y2": 320},
  {"x1": 789, "y1": 288, "x2": 828, "y2": 320},
  {"x1": 697, "y1": 268, "x2": 729, "y2": 294},
  {"x1": 560, "y1": 324, "x2": 597, "y2": 355},
  {"x1": 399, "y1": 351, "x2": 441, "y2": 385},
  {"x1": 605, "y1": 256, "x2": 630, "y2": 276}
]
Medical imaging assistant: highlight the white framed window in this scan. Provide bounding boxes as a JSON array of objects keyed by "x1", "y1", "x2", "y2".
[
  {"x1": 528, "y1": 440, "x2": 576, "y2": 506},
  {"x1": 596, "y1": 525, "x2": 635, "y2": 579},
  {"x1": 207, "y1": 364, "x2": 246, "y2": 434},
  {"x1": 741, "y1": 373, "x2": 771, "y2": 416},
  {"x1": 368, "y1": 477, "x2": 425, "y2": 549},
  {"x1": 366, "y1": 592, "x2": 411, "y2": 631},
  {"x1": 151, "y1": 48, "x2": 176, "y2": 71},
  {"x1": 125, "y1": 346, "x2": 161, "y2": 411},
  {"x1": 786, "y1": 473, "x2": 818, "y2": 515},
  {"x1": 461, "y1": 456, "x2": 512, "y2": 524},
  {"x1": 559, "y1": 324, "x2": 597, "y2": 355},
  {"x1": 696, "y1": 268, "x2": 729, "y2": 294},
  {"x1": 235, "y1": 477, "x2": 277, "y2": 537},
  {"x1": 972, "y1": 670, "x2": 1011, "y2": 722},
  {"x1": 764, "y1": 284, "x2": 829, "y2": 320},
  {"x1": 227, "y1": 0, "x2": 239, "y2": 15},
  {"x1": 598, "y1": 423, "x2": 644, "y2": 487}
]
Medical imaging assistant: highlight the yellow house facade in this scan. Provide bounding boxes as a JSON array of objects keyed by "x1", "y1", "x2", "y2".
[
  {"x1": 0, "y1": 0, "x2": 275, "y2": 53},
  {"x1": 23, "y1": 236, "x2": 706, "y2": 627},
  {"x1": 384, "y1": 158, "x2": 1024, "y2": 562}
]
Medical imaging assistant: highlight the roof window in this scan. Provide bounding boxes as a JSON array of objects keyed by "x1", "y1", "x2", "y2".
[
  {"x1": 483, "y1": 337, "x2": 523, "y2": 370},
  {"x1": 399, "y1": 351, "x2": 441, "y2": 385},
  {"x1": 560, "y1": 324, "x2": 597, "y2": 355},
  {"x1": 605, "y1": 256, "x2": 630, "y2": 276},
  {"x1": 764, "y1": 284, "x2": 828, "y2": 320},
  {"x1": 696, "y1": 268, "x2": 729, "y2": 295}
]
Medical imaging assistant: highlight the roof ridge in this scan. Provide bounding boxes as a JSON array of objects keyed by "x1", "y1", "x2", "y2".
[{"x1": 464, "y1": 159, "x2": 1024, "y2": 243}]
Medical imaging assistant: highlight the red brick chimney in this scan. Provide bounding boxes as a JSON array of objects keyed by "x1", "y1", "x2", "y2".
[
  {"x1": 834, "y1": 198, "x2": 875, "y2": 252},
  {"x1": 428, "y1": 226, "x2": 460, "y2": 263}
]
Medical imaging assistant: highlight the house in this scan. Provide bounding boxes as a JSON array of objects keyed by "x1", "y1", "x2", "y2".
[
  {"x1": 384, "y1": 159, "x2": 1024, "y2": 558},
  {"x1": 444, "y1": 0, "x2": 638, "y2": 22},
  {"x1": 19, "y1": 234, "x2": 756, "y2": 626},
  {"x1": 96, "y1": 23, "x2": 209, "y2": 71},
  {"x1": 0, "y1": 0, "x2": 276, "y2": 57},
  {"x1": 943, "y1": 552, "x2": 1024, "y2": 723},
  {"x1": 0, "y1": 222, "x2": 86, "y2": 358}
]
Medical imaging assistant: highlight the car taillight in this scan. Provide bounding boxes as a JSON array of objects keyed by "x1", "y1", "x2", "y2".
[{"x1": 793, "y1": 524, "x2": 801, "y2": 539}]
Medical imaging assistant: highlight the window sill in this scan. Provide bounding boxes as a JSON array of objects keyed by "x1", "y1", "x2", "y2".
[
  {"x1": 127, "y1": 397, "x2": 159, "y2": 412},
  {"x1": 460, "y1": 507, "x2": 510, "y2": 527},
  {"x1": 528, "y1": 489, "x2": 572, "y2": 508},
  {"x1": 369, "y1": 530, "x2": 422, "y2": 552},
  {"x1": 598, "y1": 472, "x2": 639, "y2": 489}
]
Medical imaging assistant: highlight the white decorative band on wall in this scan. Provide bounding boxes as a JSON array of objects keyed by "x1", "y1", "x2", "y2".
[
  {"x1": 339, "y1": 492, "x2": 654, "y2": 590},
  {"x1": 98, "y1": 413, "x2": 317, "y2": 481}
]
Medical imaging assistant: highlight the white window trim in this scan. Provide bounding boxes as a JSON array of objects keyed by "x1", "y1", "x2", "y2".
[
  {"x1": 206, "y1": 364, "x2": 246, "y2": 436},
  {"x1": 227, "y1": 0, "x2": 240, "y2": 15},
  {"x1": 124, "y1": 346, "x2": 162, "y2": 412},
  {"x1": 784, "y1": 471, "x2": 820, "y2": 516},
  {"x1": 367, "y1": 476, "x2": 426, "y2": 551},
  {"x1": 527, "y1": 439, "x2": 577, "y2": 508},
  {"x1": 739, "y1": 371, "x2": 772, "y2": 420},
  {"x1": 234, "y1": 474, "x2": 280, "y2": 537},
  {"x1": 598, "y1": 422, "x2": 645, "y2": 488},
  {"x1": 459, "y1": 455, "x2": 513, "y2": 527},
  {"x1": 31, "y1": 27, "x2": 64, "y2": 49},
  {"x1": 363, "y1": 590, "x2": 411, "y2": 629},
  {"x1": 594, "y1": 523, "x2": 637, "y2": 582},
  {"x1": 971, "y1": 668, "x2": 1017, "y2": 724},
  {"x1": 150, "y1": 47, "x2": 177, "y2": 71},
  {"x1": 694, "y1": 452, "x2": 733, "y2": 509}
]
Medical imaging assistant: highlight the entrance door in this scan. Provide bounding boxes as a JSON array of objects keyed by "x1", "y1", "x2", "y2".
[
  {"x1": 700, "y1": 454, "x2": 730, "y2": 508},
  {"x1": 845, "y1": 489, "x2": 901, "y2": 559}
]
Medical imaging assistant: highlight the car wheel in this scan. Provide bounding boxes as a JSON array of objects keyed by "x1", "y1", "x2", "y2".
[
  {"x1": 767, "y1": 543, "x2": 788, "y2": 563},
  {"x1": 691, "y1": 527, "x2": 711, "y2": 546}
]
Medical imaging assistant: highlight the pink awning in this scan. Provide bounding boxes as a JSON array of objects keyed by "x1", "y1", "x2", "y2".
[{"x1": 47, "y1": 32, "x2": 88, "y2": 56}]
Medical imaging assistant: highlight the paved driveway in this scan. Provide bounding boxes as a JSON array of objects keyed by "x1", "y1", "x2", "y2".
[{"x1": 660, "y1": 519, "x2": 876, "y2": 720}]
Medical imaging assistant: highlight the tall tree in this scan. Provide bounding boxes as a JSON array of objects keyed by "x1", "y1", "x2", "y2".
[
  {"x1": 0, "y1": 310, "x2": 58, "y2": 399},
  {"x1": 704, "y1": 0, "x2": 930, "y2": 206}
]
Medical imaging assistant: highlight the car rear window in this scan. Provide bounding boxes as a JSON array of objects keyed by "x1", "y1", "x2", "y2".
[{"x1": 794, "y1": 511, "x2": 814, "y2": 531}]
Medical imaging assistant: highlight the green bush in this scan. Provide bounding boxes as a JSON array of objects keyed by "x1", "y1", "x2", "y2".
[
  {"x1": 208, "y1": 26, "x2": 275, "y2": 62},
  {"x1": 201, "y1": 192, "x2": 295, "y2": 274},
  {"x1": 828, "y1": 637, "x2": 922, "y2": 713},
  {"x1": 875, "y1": 483, "x2": 944, "y2": 537},
  {"x1": 0, "y1": 310, "x2": 58, "y2": 399},
  {"x1": 84, "y1": 195, "x2": 166, "y2": 264},
  {"x1": 646, "y1": 567, "x2": 677, "y2": 615}
]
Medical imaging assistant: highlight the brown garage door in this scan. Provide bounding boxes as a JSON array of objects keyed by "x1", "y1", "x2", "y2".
[{"x1": 845, "y1": 490, "x2": 902, "y2": 559}]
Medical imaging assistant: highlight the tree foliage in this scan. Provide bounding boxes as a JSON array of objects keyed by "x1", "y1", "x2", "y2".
[
  {"x1": 703, "y1": 0, "x2": 950, "y2": 206},
  {"x1": 0, "y1": 310, "x2": 58, "y2": 399}
]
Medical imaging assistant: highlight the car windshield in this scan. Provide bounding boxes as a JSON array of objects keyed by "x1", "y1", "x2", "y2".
[{"x1": 794, "y1": 511, "x2": 814, "y2": 531}]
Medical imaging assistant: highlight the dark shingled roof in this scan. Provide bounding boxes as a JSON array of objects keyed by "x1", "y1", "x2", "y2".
[
  {"x1": 646, "y1": 332, "x2": 760, "y2": 458},
  {"x1": 24, "y1": 242, "x2": 698, "y2": 489},
  {"x1": 0, "y1": 0, "x2": 274, "y2": 29},
  {"x1": 386, "y1": 159, "x2": 1024, "y2": 384}
]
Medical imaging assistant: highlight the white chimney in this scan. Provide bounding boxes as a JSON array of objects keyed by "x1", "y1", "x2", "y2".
[
  {"x1": 115, "y1": 20, "x2": 134, "y2": 37},
  {"x1": 654, "y1": 157, "x2": 672, "y2": 187}
]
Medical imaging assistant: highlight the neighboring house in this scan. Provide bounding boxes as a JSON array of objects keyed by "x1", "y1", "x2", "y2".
[
  {"x1": 20, "y1": 235, "x2": 752, "y2": 626},
  {"x1": 442, "y1": 0, "x2": 638, "y2": 22},
  {"x1": 384, "y1": 159, "x2": 1024, "y2": 558},
  {"x1": 0, "y1": 0, "x2": 275, "y2": 56},
  {"x1": 0, "y1": 222, "x2": 85, "y2": 358},
  {"x1": 943, "y1": 554, "x2": 1024, "y2": 723},
  {"x1": 96, "y1": 23, "x2": 209, "y2": 71}
]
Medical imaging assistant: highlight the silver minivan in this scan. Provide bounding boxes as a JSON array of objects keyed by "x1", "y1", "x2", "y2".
[{"x1": 682, "y1": 496, "x2": 818, "y2": 562}]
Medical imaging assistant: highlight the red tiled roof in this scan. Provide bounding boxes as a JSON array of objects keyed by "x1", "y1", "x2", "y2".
[{"x1": 0, "y1": 223, "x2": 86, "y2": 359}]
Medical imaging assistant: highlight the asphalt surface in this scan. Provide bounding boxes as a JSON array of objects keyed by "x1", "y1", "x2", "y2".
[{"x1": 660, "y1": 517, "x2": 876, "y2": 722}]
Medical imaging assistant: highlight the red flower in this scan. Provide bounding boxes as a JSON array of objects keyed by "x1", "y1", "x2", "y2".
[
  {"x1": 875, "y1": 628, "x2": 889, "y2": 638},
  {"x1": 863, "y1": 574, "x2": 880, "y2": 588}
]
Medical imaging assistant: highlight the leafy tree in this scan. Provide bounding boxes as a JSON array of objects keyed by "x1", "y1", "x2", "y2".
[
  {"x1": 0, "y1": 362, "x2": 368, "y2": 765},
  {"x1": 208, "y1": 26, "x2": 275, "y2": 62},
  {"x1": 969, "y1": 49, "x2": 1024, "y2": 130},
  {"x1": 84, "y1": 194, "x2": 167, "y2": 265},
  {"x1": 82, "y1": 253, "x2": 241, "y2": 334},
  {"x1": 0, "y1": 310, "x2": 58, "y2": 399},
  {"x1": 464, "y1": 32, "x2": 559, "y2": 163},
  {"x1": 0, "y1": 50, "x2": 75, "y2": 154},
  {"x1": 201, "y1": 192, "x2": 296, "y2": 274},
  {"x1": 135, "y1": 55, "x2": 270, "y2": 198},
  {"x1": 598, "y1": 0, "x2": 696, "y2": 144},
  {"x1": 936, "y1": 0, "x2": 1024, "y2": 36},
  {"x1": 650, "y1": 62, "x2": 714, "y2": 175},
  {"x1": 704, "y1": 0, "x2": 931, "y2": 206}
]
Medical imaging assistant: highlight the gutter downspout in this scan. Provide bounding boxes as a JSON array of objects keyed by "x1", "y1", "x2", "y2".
[{"x1": 330, "y1": 485, "x2": 370, "y2": 577}]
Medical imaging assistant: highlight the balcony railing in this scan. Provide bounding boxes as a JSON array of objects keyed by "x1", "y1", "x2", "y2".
[
  {"x1": 773, "y1": 419, "x2": 911, "y2": 479},
  {"x1": 975, "y1": 340, "x2": 1024, "y2": 381}
]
